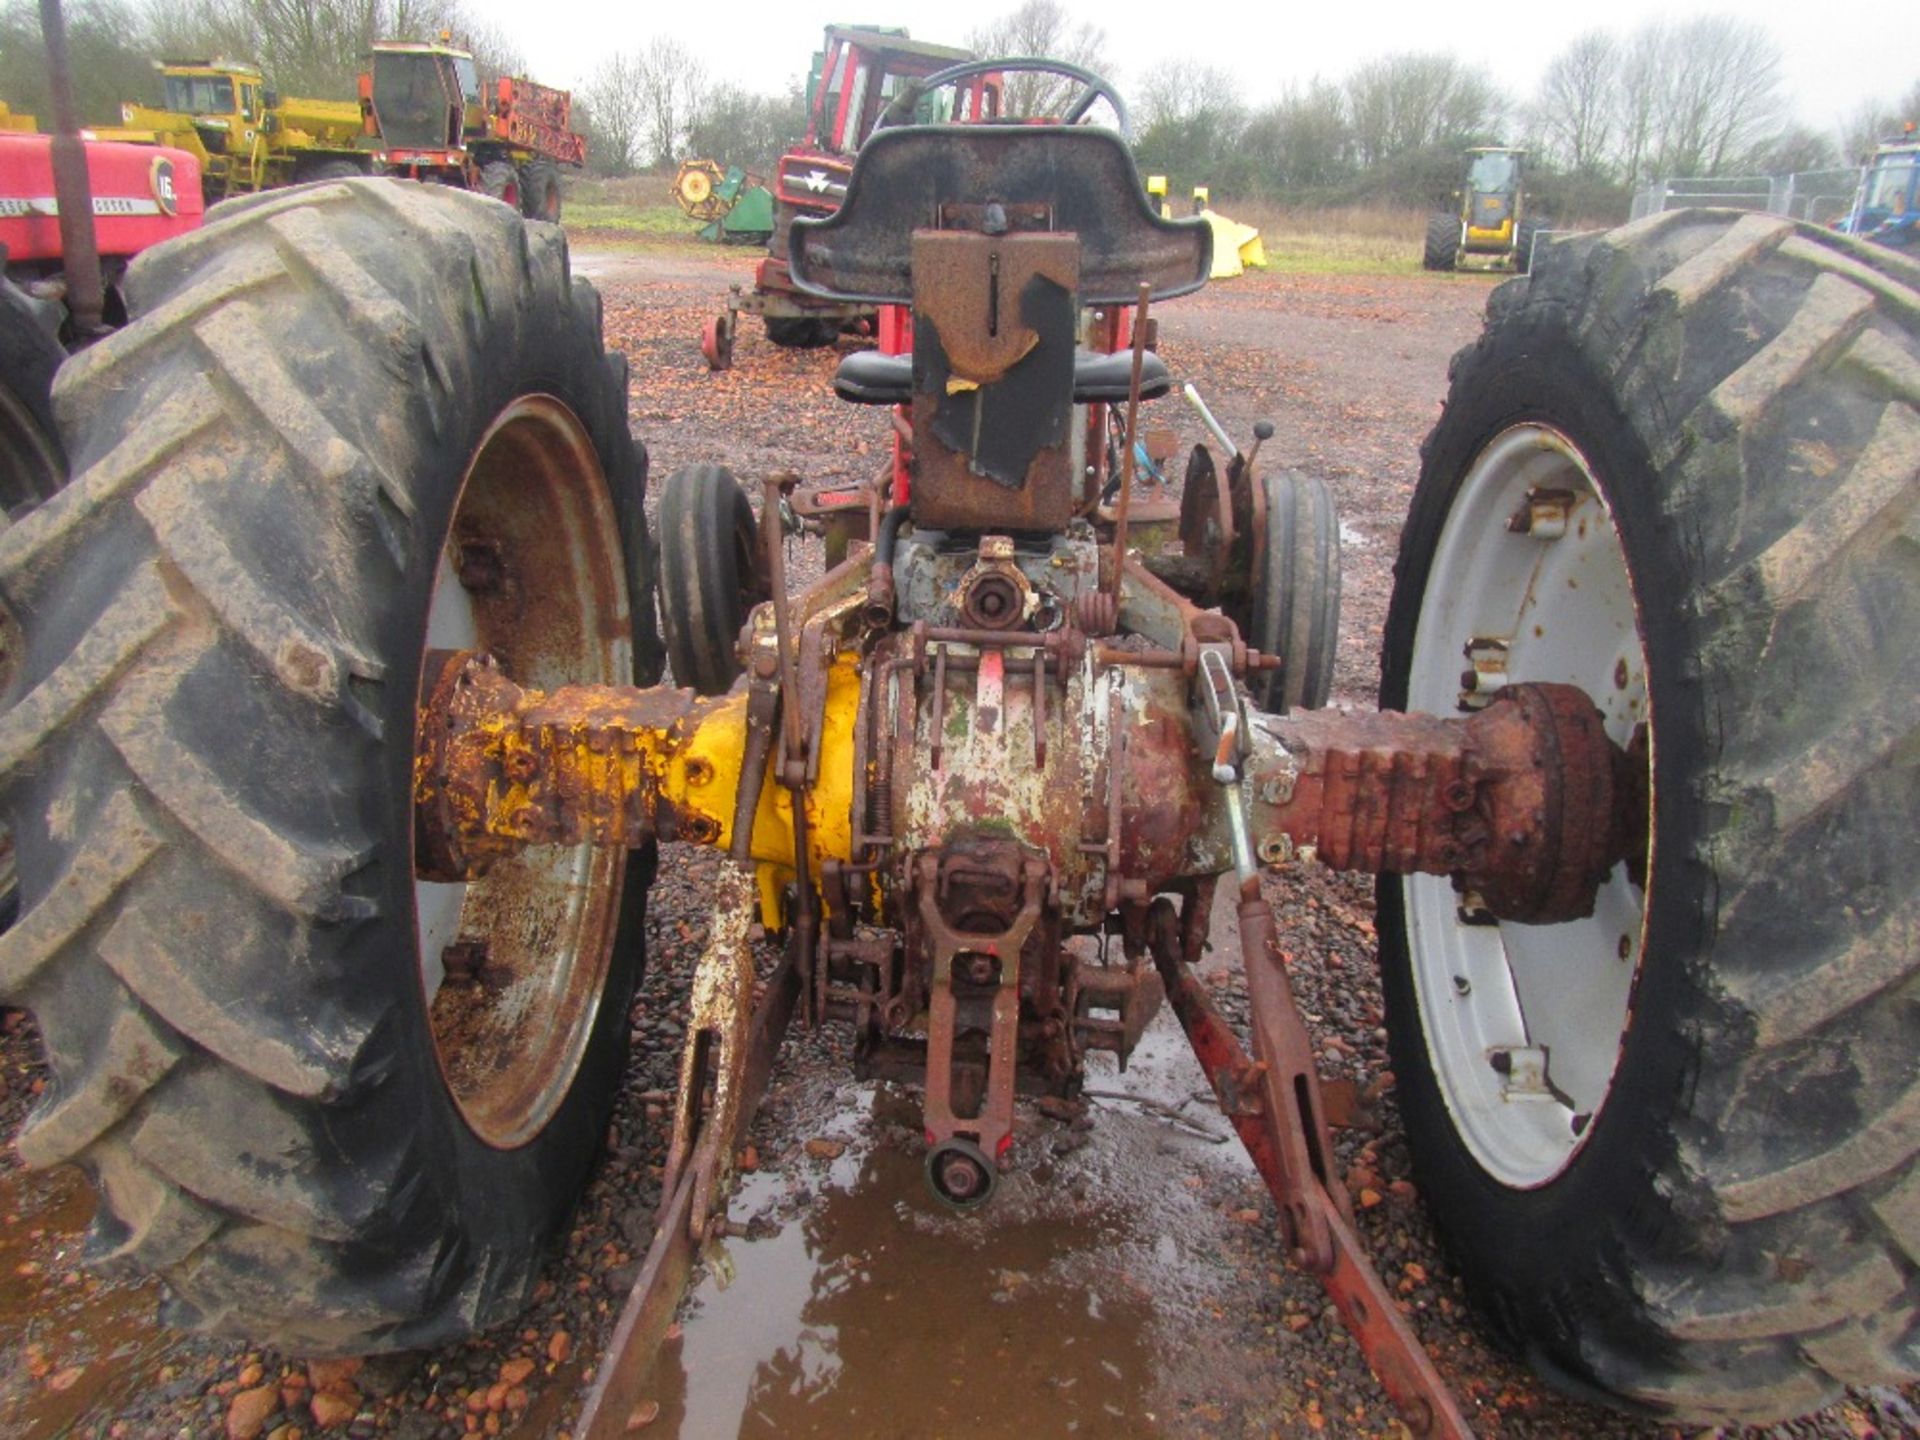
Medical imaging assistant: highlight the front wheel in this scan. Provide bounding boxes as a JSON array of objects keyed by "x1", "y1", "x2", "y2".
[
  {"x1": 1422, "y1": 212, "x2": 1458, "y2": 271},
  {"x1": 1380, "y1": 211, "x2": 1920, "y2": 1424},
  {"x1": 0, "y1": 179, "x2": 663, "y2": 1354}
]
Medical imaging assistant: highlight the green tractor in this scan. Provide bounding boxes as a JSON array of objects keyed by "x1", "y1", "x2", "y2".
[{"x1": 1424, "y1": 145, "x2": 1542, "y2": 273}]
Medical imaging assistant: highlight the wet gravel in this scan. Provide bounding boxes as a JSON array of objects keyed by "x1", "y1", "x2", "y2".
[{"x1": 1, "y1": 236, "x2": 1916, "y2": 1440}]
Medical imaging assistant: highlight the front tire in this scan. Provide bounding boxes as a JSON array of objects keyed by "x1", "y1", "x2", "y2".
[
  {"x1": 1380, "y1": 210, "x2": 1920, "y2": 1423},
  {"x1": 0, "y1": 179, "x2": 663, "y2": 1354},
  {"x1": 0, "y1": 277, "x2": 67, "y2": 517},
  {"x1": 657, "y1": 464, "x2": 764, "y2": 695},
  {"x1": 764, "y1": 315, "x2": 834, "y2": 348},
  {"x1": 1422, "y1": 212, "x2": 1459, "y2": 271}
]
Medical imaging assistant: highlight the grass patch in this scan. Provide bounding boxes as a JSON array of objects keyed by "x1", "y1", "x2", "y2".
[
  {"x1": 1218, "y1": 201, "x2": 1429, "y2": 277},
  {"x1": 562, "y1": 174, "x2": 701, "y2": 246}
]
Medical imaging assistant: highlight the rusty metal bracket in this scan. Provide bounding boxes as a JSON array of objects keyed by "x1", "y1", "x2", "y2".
[
  {"x1": 916, "y1": 849, "x2": 1051, "y2": 1163},
  {"x1": 576, "y1": 941, "x2": 802, "y2": 1439},
  {"x1": 661, "y1": 859, "x2": 760, "y2": 1243},
  {"x1": 1144, "y1": 901, "x2": 1473, "y2": 1439}
]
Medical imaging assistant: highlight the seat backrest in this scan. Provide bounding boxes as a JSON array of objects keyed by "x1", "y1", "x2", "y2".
[{"x1": 787, "y1": 125, "x2": 1212, "y2": 305}]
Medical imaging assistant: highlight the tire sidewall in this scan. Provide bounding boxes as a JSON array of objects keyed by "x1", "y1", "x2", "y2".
[{"x1": 1377, "y1": 294, "x2": 1712, "y2": 1374}]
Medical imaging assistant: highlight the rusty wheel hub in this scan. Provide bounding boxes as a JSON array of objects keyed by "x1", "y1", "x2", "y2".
[{"x1": 412, "y1": 395, "x2": 632, "y2": 1149}]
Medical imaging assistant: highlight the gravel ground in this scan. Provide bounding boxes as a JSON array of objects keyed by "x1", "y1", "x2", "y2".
[{"x1": 1, "y1": 233, "x2": 1916, "y2": 1440}]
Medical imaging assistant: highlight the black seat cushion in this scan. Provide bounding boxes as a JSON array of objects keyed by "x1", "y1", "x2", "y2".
[
  {"x1": 1071, "y1": 348, "x2": 1172, "y2": 402},
  {"x1": 834, "y1": 349, "x2": 914, "y2": 405},
  {"x1": 834, "y1": 346, "x2": 1171, "y2": 407}
]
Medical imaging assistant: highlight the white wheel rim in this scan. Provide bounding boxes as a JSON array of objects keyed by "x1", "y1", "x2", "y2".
[{"x1": 1402, "y1": 423, "x2": 1651, "y2": 1188}]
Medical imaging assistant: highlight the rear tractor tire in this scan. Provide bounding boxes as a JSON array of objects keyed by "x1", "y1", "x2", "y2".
[
  {"x1": 0, "y1": 178, "x2": 664, "y2": 1354},
  {"x1": 657, "y1": 463, "x2": 766, "y2": 695},
  {"x1": 1380, "y1": 210, "x2": 1920, "y2": 1424},
  {"x1": 1423, "y1": 211, "x2": 1459, "y2": 271}
]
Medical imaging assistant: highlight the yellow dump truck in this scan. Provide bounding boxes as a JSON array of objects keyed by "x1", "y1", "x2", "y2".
[{"x1": 107, "y1": 59, "x2": 372, "y2": 202}]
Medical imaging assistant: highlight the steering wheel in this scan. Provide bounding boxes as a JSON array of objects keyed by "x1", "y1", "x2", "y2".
[{"x1": 876, "y1": 57, "x2": 1129, "y2": 137}]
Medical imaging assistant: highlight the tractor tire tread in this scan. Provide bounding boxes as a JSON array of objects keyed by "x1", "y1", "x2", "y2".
[
  {"x1": 1388, "y1": 211, "x2": 1920, "y2": 1422},
  {"x1": 0, "y1": 178, "x2": 651, "y2": 1354}
]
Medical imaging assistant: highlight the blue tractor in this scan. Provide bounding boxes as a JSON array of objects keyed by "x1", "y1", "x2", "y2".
[{"x1": 1841, "y1": 125, "x2": 1918, "y2": 250}]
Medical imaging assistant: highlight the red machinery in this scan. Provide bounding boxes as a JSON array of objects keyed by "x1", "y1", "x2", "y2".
[
  {"x1": 1, "y1": 130, "x2": 204, "y2": 308},
  {"x1": 1, "y1": 128, "x2": 202, "y2": 514},
  {"x1": 700, "y1": 26, "x2": 998, "y2": 368}
]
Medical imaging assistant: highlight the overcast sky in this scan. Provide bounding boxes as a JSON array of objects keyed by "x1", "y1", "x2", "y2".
[{"x1": 461, "y1": 0, "x2": 1916, "y2": 140}]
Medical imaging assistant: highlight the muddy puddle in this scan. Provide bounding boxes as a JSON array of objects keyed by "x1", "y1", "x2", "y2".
[
  {"x1": 0, "y1": 1163, "x2": 186, "y2": 1439},
  {"x1": 642, "y1": 997, "x2": 1264, "y2": 1440}
]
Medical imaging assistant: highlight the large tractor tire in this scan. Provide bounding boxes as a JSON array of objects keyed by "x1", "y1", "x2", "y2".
[
  {"x1": 0, "y1": 277, "x2": 67, "y2": 518},
  {"x1": 1422, "y1": 211, "x2": 1459, "y2": 271},
  {"x1": 1380, "y1": 210, "x2": 1920, "y2": 1423},
  {"x1": 657, "y1": 463, "x2": 765, "y2": 695},
  {"x1": 519, "y1": 160, "x2": 562, "y2": 222},
  {"x1": 0, "y1": 178, "x2": 664, "y2": 1354}
]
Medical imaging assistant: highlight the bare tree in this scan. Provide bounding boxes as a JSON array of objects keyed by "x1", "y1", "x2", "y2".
[
  {"x1": 967, "y1": 0, "x2": 1114, "y2": 118},
  {"x1": 1841, "y1": 81, "x2": 1920, "y2": 162},
  {"x1": 1607, "y1": 25, "x2": 1664, "y2": 184},
  {"x1": 1243, "y1": 80, "x2": 1352, "y2": 190},
  {"x1": 582, "y1": 50, "x2": 643, "y2": 175},
  {"x1": 0, "y1": 0, "x2": 158, "y2": 124},
  {"x1": 1651, "y1": 16, "x2": 1783, "y2": 176},
  {"x1": 1533, "y1": 31, "x2": 1615, "y2": 176},
  {"x1": 1345, "y1": 53, "x2": 1501, "y2": 166},
  {"x1": 634, "y1": 35, "x2": 707, "y2": 170},
  {"x1": 146, "y1": 0, "x2": 523, "y2": 99}
]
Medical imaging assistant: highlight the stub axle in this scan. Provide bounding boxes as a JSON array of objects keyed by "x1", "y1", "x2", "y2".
[{"x1": 1242, "y1": 682, "x2": 1643, "y2": 924}]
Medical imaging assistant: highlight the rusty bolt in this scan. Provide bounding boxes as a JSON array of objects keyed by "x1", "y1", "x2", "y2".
[
  {"x1": 453, "y1": 539, "x2": 505, "y2": 595},
  {"x1": 685, "y1": 757, "x2": 715, "y2": 787},
  {"x1": 1442, "y1": 779, "x2": 1476, "y2": 812},
  {"x1": 441, "y1": 940, "x2": 487, "y2": 984},
  {"x1": 503, "y1": 749, "x2": 539, "y2": 783},
  {"x1": 682, "y1": 813, "x2": 722, "y2": 845}
]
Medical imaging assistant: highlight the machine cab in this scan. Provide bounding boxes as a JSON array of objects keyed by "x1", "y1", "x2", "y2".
[
  {"x1": 366, "y1": 42, "x2": 480, "y2": 155},
  {"x1": 145, "y1": 61, "x2": 266, "y2": 153},
  {"x1": 1845, "y1": 129, "x2": 1918, "y2": 249}
]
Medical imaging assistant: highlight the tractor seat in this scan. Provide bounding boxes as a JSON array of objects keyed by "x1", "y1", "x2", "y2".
[{"x1": 833, "y1": 347, "x2": 1172, "y2": 406}]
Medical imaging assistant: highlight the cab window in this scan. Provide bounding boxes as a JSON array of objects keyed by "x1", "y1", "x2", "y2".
[
  {"x1": 1467, "y1": 152, "x2": 1517, "y2": 193},
  {"x1": 453, "y1": 57, "x2": 480, "y2": 103},
  {"x1": 164, "y1": 74, "x2": 236, "y2": 116},
  {"x1": 1867, "y1": 160, "x2": 1916, "y2": 211}
]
